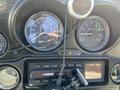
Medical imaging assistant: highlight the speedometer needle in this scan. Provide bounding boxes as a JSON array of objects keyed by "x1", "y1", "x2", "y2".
[
  {"x1": 80, "y1": 33, "x2": 93, "y2": 36},
  {"x1": 33, "y1": 32, "x2": 46, "y2": 40}
]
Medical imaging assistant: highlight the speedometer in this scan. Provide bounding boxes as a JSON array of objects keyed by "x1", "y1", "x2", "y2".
[
  {"x1": 25, "y1": 12, "x2": 64, "y2": 52},
  {"x1": 77, "y1": 16, "x2": 110, "y2": 52}
]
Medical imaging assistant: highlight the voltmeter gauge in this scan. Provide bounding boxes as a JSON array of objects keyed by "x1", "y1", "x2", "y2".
[
  {"x1": 77, "y1": 16, "x2": 110, "y2": 52},
  {"x1": 0, "y1": 34, "x2": 7, "y2": 55},
  {"x1": 0, "y1": 66, "x2": 20, "y2": 90},
  {"x1": 25, "y1": 11, "x2": 64, "y2": 52}
]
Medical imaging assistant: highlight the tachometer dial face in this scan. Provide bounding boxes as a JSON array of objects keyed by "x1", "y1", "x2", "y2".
[
  {"x1": 77, "y1": 16, "x2": 110, "y2": 52},
  {"x1": 25, "y1": 12, "x2": 64, "y2": 52},
  {"x1": 0, "y1": 34, "x2": 7, "y2": 55}
]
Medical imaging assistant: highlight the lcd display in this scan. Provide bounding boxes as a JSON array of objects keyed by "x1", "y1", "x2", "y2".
[{"x1": 85, "y1": 62, "x2": 104, "y2": 81}]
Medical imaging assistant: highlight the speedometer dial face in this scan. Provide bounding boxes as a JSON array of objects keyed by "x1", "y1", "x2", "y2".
[
  {"x1": 25, "y1": 12, "x2": 64, "y2": 52},
  {"x1": 77, "y1": 16, "x2": 110, "y2": 52}
]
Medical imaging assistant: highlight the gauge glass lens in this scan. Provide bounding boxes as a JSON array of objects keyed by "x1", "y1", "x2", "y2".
[
  {"x1": 0, "y1": 66, "x2": 19, "y2": 90},
  {"x1": 67, "y1": 0, "x2": 94, "y2": 19},
  {"x1": 25, "y1": 12, "x2": 64, "y2": 51},
  {"x1": 73, "y1": 0, "x2": 94, "y2": 15},
  {"x1": 111, "y1": 64, "x2": 120, "y2": 83},
  {"x1": 0, "y1": 34, "x2": 7, "y2": 55},
  {"x1": 77, "y1": 16, "x2": 110, "y2": 51}
]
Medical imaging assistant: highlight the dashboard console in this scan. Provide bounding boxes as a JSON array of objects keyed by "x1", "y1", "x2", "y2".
[{"x1": 0, "y1": 0, "x2": 120, "y2": 90}]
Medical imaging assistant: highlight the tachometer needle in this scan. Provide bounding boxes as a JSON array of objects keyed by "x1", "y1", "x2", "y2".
[
  {"x1": 80, "y1": 33, "x2": 92, "y2": 36},
  {"x1": 33, "y1": 32, "x2": 46, "y2": 40}
]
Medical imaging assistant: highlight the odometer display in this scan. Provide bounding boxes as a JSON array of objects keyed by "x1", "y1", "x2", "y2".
[
  {"x1": 25, "y1": 12, "x2": 64, "y2": 52},
  {"x1": 77, "y1": 16, "x2": 110, "y2": 52}
]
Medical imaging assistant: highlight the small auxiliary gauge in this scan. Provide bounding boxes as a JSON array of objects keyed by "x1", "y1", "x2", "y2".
[
  {"x1": 67, "y1": 0, "x2": 94, "y2": 19},
  {"x1": 77, "y1": 16, "x2": 110, "y2": 52},
  {"x1": 111, "y1": 63, "x2": 120, "y2": 83},
  {"x1": 0, "y1": 34, "x2": 7, "y2": 55},
  {"x1": 0, "y1": 66, "x2": 20, "y2": 90}
]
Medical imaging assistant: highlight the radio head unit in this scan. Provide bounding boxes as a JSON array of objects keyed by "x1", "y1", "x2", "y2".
[{"x1": 24, "y1": 59, "x2": 108, "y2": 89}]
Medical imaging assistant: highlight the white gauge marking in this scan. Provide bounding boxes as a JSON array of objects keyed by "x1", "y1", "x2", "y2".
[{"x1": 80, "y1": 33, "x2": 93, "y2": 36}]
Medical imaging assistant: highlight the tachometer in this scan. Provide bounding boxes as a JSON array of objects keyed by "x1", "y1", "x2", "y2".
[
  {"x1": 77, "y1": 16, "x2": 110, "y2": 52},
  {"x1": 25, "y1": 11, "x2": 64, "y2": 52}
]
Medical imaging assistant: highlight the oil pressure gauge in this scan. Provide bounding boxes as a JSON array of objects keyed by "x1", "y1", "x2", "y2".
[{"x1": 77, "y1": 16, "x2": 110, "y2": 52}]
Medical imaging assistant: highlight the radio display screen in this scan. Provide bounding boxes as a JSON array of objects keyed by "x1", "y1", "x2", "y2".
[{"x1": 85, "y1": 61, "x2": 105, "y2": 82}]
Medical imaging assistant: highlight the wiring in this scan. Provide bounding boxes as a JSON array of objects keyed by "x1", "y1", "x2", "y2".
[{"x1": 56, "y1": 0, "x2": 68, "y2": 86}]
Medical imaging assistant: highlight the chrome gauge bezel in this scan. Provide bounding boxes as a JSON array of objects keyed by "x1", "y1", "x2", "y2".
[
  {"x1": 0, "y1": 66, "x2": 20, "y2": 90},
  {"x1": 111, "y1": 63, "x2": 120, "y2": 84},
  {"x1": 76, "y1": 16, "x2": 110, "y2": 52},
  {"x1": 24, "y1": 11, "x2": 64, "y2": 52},
  {"x1": 0, "y1": 34, "x2": 7, "y2": 55},
  {"x1": 67, "y1": 0, "x2": 94, "y2": 19}
]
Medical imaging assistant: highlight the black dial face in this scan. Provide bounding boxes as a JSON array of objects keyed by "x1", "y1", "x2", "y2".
[
  {"x1": 25, "y1": 12, "x2": 64, "y2": 52},
  {"x1": 77, "y1": 16, "x2": 110, "y2": 52},
  {"x1": 0, "y1": 34, "x2": 7, "y2": 55}
]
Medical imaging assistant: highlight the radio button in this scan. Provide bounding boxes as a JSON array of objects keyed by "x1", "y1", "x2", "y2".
[
  {"x1": 41, "y1": 80, "x2": 49, "y2": 83},
  {"x1": 51, "y1": 65, "x2": 58, "y2": 68},
  {"x1": 43, "y1": 65, "x2": 50, "y2": 69},
  {"x1": 28, "y1": 80, "x2": 42, "y2": 86},
  {"x1": 75, "y1": 64, "x2": 82, "y2": 68},
  {"x1": 35, "y1": 65, "x2": 42, "y2": 69},
  {"x1": 67, "y1": 64, "x2": 74, "y2": 68}
]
